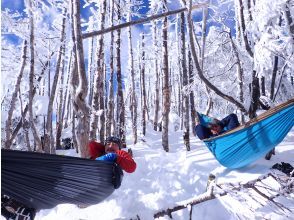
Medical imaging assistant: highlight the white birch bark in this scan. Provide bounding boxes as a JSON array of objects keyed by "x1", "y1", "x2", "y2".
[
  {"x1": 4, "y1": 40, "x2": 28, "y2": 149},
  {"x1": 72, "y1": 0, "x2": 90, "y2": 157}
]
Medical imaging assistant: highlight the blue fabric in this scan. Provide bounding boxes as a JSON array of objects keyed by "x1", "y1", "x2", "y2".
[
  {"x1": 202, "y1": 101, "x2": 294, "y2": 169},
  {"x1": 96, "y1": 153, "x2": 117, "y2": 162},
  {"x1": 197, "y1": 112, "x2": 216, "y2": 127}
]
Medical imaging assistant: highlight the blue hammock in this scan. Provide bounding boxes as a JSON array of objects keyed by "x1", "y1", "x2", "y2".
[{"x1": 199, "y1": 98, "x2": 294, "y2": 169}]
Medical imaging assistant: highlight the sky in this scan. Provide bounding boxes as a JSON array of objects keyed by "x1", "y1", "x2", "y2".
[{"x1": 3, "y1": 121, "x2": 293, "y2": 220}]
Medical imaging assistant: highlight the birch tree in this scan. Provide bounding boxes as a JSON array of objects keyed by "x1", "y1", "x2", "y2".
[
  {"x1": 162, "y1": 0, "x2": 170, "y2": 152},
  {"x1": 180, "y1": 12, "x2": 190, "y2": 151},
  {"x1": 27, "y1": 0, "x2": 43, "y2": 152},
  {"x1": 43, "y1": 8, "x2": 67, "y2": 153},
  {"x1": 106, "y1": 0, "x2": 115, "y2": 137},
  {"x1": 115, "y1": 0, "x2": 126, "y2": 144},
  {"x1": 71, "y1": 0, "x2": 90, "y2": 158},
  {"x1": 90, "y1": 0, "x2": 106, "y2": 142},
  {"x1": 141, "y1": 34, "x2": 147, "y2": 136},
  {"x1": 4, "y1": 40, "x2": 28, "y2": 149},
  {"x1": 128, "y1": 5, "x2": 138, "y2": 144}
]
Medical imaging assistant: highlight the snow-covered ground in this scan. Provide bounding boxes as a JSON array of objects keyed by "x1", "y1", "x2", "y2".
[{"x1": 33, "y1": 125, "x2": 294, "y2": 220}]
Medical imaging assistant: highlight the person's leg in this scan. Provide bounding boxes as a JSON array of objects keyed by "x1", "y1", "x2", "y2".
[
  {"x1": 194, "y1": 124, "x2": 212, "y2": 140},
  {"x1": 220, "y1": 113, "x2": 240, "y2": 130}
]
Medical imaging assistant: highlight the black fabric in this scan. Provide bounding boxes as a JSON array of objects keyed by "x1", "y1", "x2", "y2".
[
  {"x1": 1, "y1": 149, "x2": 115, "y2": 210},
  {"x1": 272, "y1": 162, "x2": 294, "y2": 176},
  {"x1": 112, "y1": 163, "x2": 123, "y2": 189}
]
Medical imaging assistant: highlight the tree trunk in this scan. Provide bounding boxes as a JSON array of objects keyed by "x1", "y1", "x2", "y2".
[
  {"x1": 284, "y1": 1, "x2": 294, "y2": 42},
  {"x1": 249, "y1": 71, "x2": 260, "y2": 118},
  {"x1": 237, "y1": 0, "x2": 254, "y2": 57},
  {"x1": 55, "y1": 46, "x2": 66, "y2": 149},
  {"x1": 19, "y1": 88, "x2": 32, "y2": 151},
  {"x1": 162, "y1": 0, "x2": 170, "y2": 152},
  {"x1": 141, "y1": 34, "x2": 147, "y2": 136},
  {"x1": 188, "y1": 49, "x2": 196, "y2": 133},
  {"x1": 116, "y1": 0, "x2": 126, "y2": 145},
  {"x1": 72, "y1": 0, "x2": 90, "y2": 158},
  {"x1": 128, "y1": 8, "x2": 137, "y2": 144},
  {"x1": 90, "y1": 0, "x2": 106, "y2": 141},
  {"x1": 270, "y1": 57, "x2": 279, "y2": 101},
  {"x1": 87, "y1": 25, "x2": 95, "y2": 106},
  {"x1": 5, "y1": 40, "x2": 28, "y2": 149},
  {"x1": 27, "y1": 0, "x2": 43, "y2": 152},
  {"x1": 44, "y1": 9, "x2": 67, "y2": 153},
  {"x1": 153, "y1": 22, "x2": 160, "y2": 131},
  {"x1": 180, "y1": 12, "x2": 190, "y2": 151},
  {"x1": 106, "y1": 0, "x2": 115, "y2": 138},
  {"x1": 229, "y1": 31, "x2": 245, "y2": 123}
]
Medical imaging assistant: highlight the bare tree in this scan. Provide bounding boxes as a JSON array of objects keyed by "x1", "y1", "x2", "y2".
[
  {"x1": 71, "y1": 0, "x2": 90, "y2": 158},
  {"x1": 43, "y1": 8, "x2": 67, "y2": 153},
  {"x1": 180, "y1": 12, "x2": 190, "y2": 151},
  {"x1": 115, "y1": 0, "x2": 126, "y2": 145},
  {"x1": 90, "y1": 0, "x2": 106, "y2": 141},
  {"x1": 27, "y1": 0, "x2": 43, "y2": 152},
  {"x1": 4, "y1": 40, "x2": 27, "y2": 149},
  {"x1": 162, "y1": 0, "x2": 170, "y2": 152},
  {"x1": 141, "y1": 34, "x2": 147, "y2": 136},
  {"x1": 152, "y1": 22, "x2": 160, "y2": 131},
  {"x1": 128, "y1": 6, "x2": 138, "y2": 144},
  {"x1": 187, "y1": 1, "x2": 247, "y2": 114},
  {"x1": 55, "y1": 45, "x2": 66, "y2": 149},
  {"x1": 106, "y1": 0, "x2": 115, "y2": 138}
]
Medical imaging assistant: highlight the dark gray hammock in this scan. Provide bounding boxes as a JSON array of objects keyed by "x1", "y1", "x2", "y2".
[{"x1": 1, "y1": 149, "x2": 119, "y2": 210}]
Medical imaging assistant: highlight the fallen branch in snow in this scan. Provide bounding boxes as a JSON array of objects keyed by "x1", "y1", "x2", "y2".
[
  {"x1": 153, "y1": 171, "x2": 293, "y2": 219},
  {"x1": 154, "y1": 179, "x2": 227, "y2": 219}
]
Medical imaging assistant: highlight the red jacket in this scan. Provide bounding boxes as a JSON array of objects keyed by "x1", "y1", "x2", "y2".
[{"x1": 89, "y1": 140, "x2": 136, "y2": 173}]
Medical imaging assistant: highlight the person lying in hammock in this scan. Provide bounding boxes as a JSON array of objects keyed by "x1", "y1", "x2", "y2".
[
  {"x1": 89, "y1": 136, "x2": 137, "y2": 173},
  {"x1": 195, "y1": 113, "x2": 240, "y2": 140}
]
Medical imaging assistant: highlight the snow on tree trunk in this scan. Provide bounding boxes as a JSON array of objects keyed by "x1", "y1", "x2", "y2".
[
  {"x1": 90, "y1": 0, "x2": 106, "y2": 141},
  {"x1": 71, "y1": 0, "x2": 90, "y2": 158},
  {"x1": 87, "y1": 18, "x2": 95, "y2": 107},
  {"x1": 152, "y1": 22, "x2": 160, "y2": 131},
  {"x1": 128, "y1": 9, "x2": 137, "y2": 144},
  {"x1": 116, "y1": 0, "x2": 126, "y2": 145},
  {"x1": 106, "y1": 0, "x2": 115, "y2": 138},
  {"x1": 229, "y1": 32, "x2": 245, "y2": 123},
  {"x1": 188, "y1": 49, "x2": 196, "y2": 132},
  {"x1": 162, "y1": 0, "x2": 170, "y2": 152},
  {"x1": 4, "y1": 40, "x2": 27, "y2": 149},
  {"x1": 180, "y1": 12, "x2": 190, "y2": 151},
  {"x1": 27, "y1": 0, "x2": 43, "y2": 152},
  {"x1": 141, "y1": 34, "x2": 147, "y2": 136},
  {"x1": 44, "y1": 9, "x2": 67, "y2": 153},
  {"x1": 55, "y1": 45, "x2": 66, "y2": 149}
]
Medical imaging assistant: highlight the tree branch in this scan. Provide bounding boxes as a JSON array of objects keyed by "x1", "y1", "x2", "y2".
[{"x1": 82, "y1": 3, "x2": 207, "y2": 39}]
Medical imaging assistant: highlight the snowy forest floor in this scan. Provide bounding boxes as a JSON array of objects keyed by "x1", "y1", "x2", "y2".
[{"x1": 9, "y1": 125, "x2": 294, "y2": 220}]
